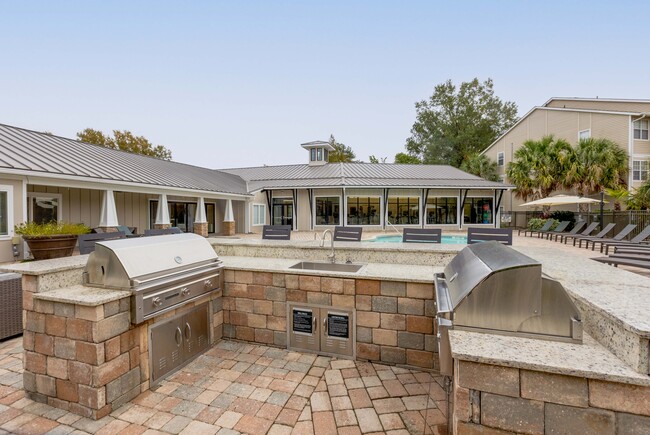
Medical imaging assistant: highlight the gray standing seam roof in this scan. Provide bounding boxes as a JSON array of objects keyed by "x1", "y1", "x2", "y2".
[
  {"x1": 222, "y1": 162, "x2": 512, "y2": 191},
  {"x1": 0, "y1": 124, "x2": 250, "y2": 196}
]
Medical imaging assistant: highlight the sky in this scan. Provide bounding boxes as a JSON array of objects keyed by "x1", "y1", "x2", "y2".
[{"x1": 0, "y1": 1, "x2": 646, "y2": 169}]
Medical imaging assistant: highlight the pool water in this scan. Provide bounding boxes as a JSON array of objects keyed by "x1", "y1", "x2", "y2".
[{"x1": 371, "y1": 235, "x2": 467, "y2": 244}]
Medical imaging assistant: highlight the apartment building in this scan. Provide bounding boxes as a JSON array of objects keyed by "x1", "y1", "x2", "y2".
[{"x1": 482, "y1": 97, "x2": 650, "y2": 213}]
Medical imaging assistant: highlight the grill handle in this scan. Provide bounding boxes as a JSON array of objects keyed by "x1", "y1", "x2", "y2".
[
  {"x1": 175, "y1": 327, "x2": 182, "y2": 346},
  {"x1": 184, "y1": 322, "x2": 192, "y2": 340}
]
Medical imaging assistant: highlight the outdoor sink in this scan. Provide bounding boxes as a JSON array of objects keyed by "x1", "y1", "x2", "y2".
[{"x1": 288, "y1": 261, "x2": 365, "y2": 273}]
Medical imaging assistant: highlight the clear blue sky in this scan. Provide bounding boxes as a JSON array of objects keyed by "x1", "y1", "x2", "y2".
[{"x1": 0, "y1": 1, "x2": 645, "y2": 168}]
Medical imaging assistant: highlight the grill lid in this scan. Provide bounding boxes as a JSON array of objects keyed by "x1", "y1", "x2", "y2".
[{"x1": 84, "y1": 233, "x2": 219, "y2": 289}]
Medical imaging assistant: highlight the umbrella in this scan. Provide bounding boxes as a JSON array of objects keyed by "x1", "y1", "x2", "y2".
[{"x1": 519, "y1": 195, "x2": 602, "y2": 207}]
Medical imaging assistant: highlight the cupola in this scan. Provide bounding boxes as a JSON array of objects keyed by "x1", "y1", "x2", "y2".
[{"x1": 301, "y1": 141, "x2": 335, "y2": 166}]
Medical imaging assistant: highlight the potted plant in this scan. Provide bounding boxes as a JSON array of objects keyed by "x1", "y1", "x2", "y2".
[{"x1": 14, "y1": 222, "x2": 91, "y2": 260}]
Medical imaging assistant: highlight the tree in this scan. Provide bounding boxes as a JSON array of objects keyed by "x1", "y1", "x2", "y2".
[
  {"x1": 327, "y1": 135, "x2": 357, "y2": 163},
  {"x1": 605, "y1": 187, "x2": 629, "y2": 211},
  {"x1": 628, "y1": 183, "x2": 650, "y2": 210},
  {"x1": 369, "y1": 155, "x2": 387, "y2": 163},
  {"x1": 506, "y1": 136, "x2": 573, "y2": 201},
  {"x1": 394, "y1": 152, "x2": 421, "y2": 164},
  {"x1": 564, "y1": 138, "x2": 628, "y2": 196},
  {"x1": 459, "y1": 153, "x2": 499, "y2": 182},
  {"x1": 404, "y1": 78, "x2": 518, "y2": 167},
  {"x1": 77, "y1": 128, "x2": 172, "y2": 160}
]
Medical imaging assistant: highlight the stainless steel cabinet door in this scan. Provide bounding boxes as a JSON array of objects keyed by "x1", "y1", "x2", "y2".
[
  {"x1": 183, "y1": 303, "x2": 209, "y2": 360},
  {"x1": 289, "y1": 305, "x2": 320, "y2": 352},
  {"x1": 320, "y1": 308, "x2": 354, "y2": 357},
  {"x1": 150, "y1": 317, "x2": 184, "y2": 383}
]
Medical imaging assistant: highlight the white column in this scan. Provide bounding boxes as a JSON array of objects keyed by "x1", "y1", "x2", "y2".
[
  {"x1": 155, "y1": 193, "x2": 171, "y2": 225},
  {"x1": 244, "y1": 199, "x2": 252, "y2": 234},
  {"x1": 224, "y1": 199, "x2": 234, "y2": 222},
  {"x1": 195, "y1": 197, "x2": 207, "y2": 223},
  {"x1": 99, "y1": 190, "x2": 119, "y2": 227}
]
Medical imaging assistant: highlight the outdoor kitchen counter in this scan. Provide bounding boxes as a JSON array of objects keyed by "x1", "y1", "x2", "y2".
[
  {"x1": 31, "y1": 284, "x2": 130, "y2": 306},
  {"x1": 0, "y1": 254, "x2": 88, "y2": 275},
  {"x1": 220, "y1": 255, "x2": 440, "y2": 283},
  {"x1": 449, "y1": 330, "x2": 650, "y2": 387}
]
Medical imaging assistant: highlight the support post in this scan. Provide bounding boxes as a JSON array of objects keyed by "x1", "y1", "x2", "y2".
[
  {"x1": 223, "y1": 199, "x2": 235, "y2": 236},
  {"x1": 154, "y1": 193, "x2": 171, "y2": 229},
  {"x1": 99, "y1": 190, "x2": 119, "y2": 231},
  {"x1": 193, "y1": 197, "x2": 208, "y2": 237}
]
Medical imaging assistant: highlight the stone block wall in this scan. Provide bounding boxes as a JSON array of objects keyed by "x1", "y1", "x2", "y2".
[
  {"x1": 453, "y1": 359, "x2": 650, "y2": 434},
  {"x1": 222, "y1": 269, "x2": 437, "y2": 369}
]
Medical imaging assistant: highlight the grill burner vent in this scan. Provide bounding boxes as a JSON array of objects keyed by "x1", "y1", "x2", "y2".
[{"x1": 435, "y1": 242, "x2": 582, "y2": 376}]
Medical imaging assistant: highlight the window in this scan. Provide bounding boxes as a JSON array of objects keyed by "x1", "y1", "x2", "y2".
[
  {"x1": 315, "y1": 197, "x2": 340, "y2": 225},
  {"x1": 347, "y1": 197, "x2": 380, "y2": 225},
  {"x1": 425, "y1": 197, "x2": 457, "y2": 225},
  {"x1": 0, "y1": 186, "x2": 13, "y2": 237},
  {"x1": 633, "y1": 160, "x2": 649, "y2": 181},
  {"x1": 28, "y1": 193, "x2": 61, "y2": 224},
  {"x1": 317, "y1": 148, "x2": 323, "y2": 161},
  {"x1": 253, "y1": 203, "x2": 266, "y2": 226},
  {"x1": 464, "y1": 197, "x2": 493, "y2": 224},
  {"x1": 497, "y1": 152, "x2": 504, "y2": 167},
  {"x1": 579, "y1": 129, "x2": 591, "y2": 140},
  {"x1": 324, "y1": 149, "x2": 329, "y2": 162},
  {"x1": 310, "y1": 148, "x2": 316, "y2": 161},
  {"x1": 150, "y1": 201, "x2": 216, "y2": 233},
  {"x1": 634, "y1": 120, "x2": 649, "y2": 140},
  {"x1": 387, "y1": 197, "x2": 419, "y2": 225}
]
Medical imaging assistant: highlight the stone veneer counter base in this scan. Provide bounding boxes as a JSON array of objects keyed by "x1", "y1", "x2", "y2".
[{"x1": 449, "y1": 330, "x2": 650, "y2": 386}]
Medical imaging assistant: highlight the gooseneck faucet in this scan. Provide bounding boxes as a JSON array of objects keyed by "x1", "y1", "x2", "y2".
[{"x1": 320, "y1": 229, "x2": 336, "y2": 263}]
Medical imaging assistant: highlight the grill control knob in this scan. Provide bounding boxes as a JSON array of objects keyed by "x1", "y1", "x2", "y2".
[
  {"x1": 152, "y1": 297, "x2": 162, "y2": 307},
  {"x1": 204, "y1": 279, "x2": 212, "y2": 288},
  {"x1": 181, "y1": 287, "x2": 190, "y2": 297}
]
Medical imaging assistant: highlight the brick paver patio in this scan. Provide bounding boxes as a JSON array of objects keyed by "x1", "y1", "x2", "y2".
[{"x1": 0, "y1": 337, "x2": 447, "y2": 434}]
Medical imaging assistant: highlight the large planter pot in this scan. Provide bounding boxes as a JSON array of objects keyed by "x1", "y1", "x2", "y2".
[{"x1": 24, "y1": 235, "x2": 79, "y2": 261}]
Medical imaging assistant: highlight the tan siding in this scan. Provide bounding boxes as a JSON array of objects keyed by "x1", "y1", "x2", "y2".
[
  {"x1": 547, "y1": 110, "x2": 579, "y2": 143},
  {"x1": 527, "y1": 110, "x2": 547, "y2": 138},
  {"x1": 579, "y1": 112, "x2": 591, "y2": 131},
  {"x1": 633, "y1": 140, "x2": 650, "y2": 154},
  {"x1": 546, "y1": 99, "x2": 650, "y2": 113},
  {"x1": 297, "y1": 190, "x2": 310, "y2": 230},
  {"x1": 591, "y1": 113, "x2": 628, "y2": 149}
]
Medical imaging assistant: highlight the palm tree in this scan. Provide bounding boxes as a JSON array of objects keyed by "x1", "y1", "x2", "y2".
[
  {"x1": 564, "y1": 138, "x2": 628, "y2": 196},
  {"x1": 506, "y1": 135, "x2": 573, "y2": 201},
  {"x1": 605, "y1": 187, "x2": 629, "y2": 211},
  {"x1": 460, "y1": 153, "x2": 499, "y2": 181},
  {"x1": 628, "y1": 182, "x2": 650, "y2": 210}
]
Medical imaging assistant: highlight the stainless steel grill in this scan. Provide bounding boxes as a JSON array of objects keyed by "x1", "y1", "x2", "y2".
[
  {"x1": 435, "y1": 242, "x2": 582, "y2": 376},
  {"x1": 83, "y1": 233, "x2": 223, "y2": 324}
]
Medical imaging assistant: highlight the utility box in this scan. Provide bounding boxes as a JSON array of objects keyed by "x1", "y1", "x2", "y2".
[{"x1": 288, "y1": 303, "x2": 355, "y2": 358}]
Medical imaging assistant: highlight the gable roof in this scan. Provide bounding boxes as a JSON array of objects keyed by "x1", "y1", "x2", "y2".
[
  {"x1": 0, "y1": 123, "x2": 250, "y2": 196},
  {"x1": 222, "y1": 162, "x2": 510, "y2": 192}
]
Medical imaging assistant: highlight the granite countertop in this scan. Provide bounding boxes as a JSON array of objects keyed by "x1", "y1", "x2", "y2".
[
  {"x1": 33, "y1": 285, "x2": 130, "y2": 306},
  {"x1": 0, "y1": 255, "x2": 88, "y2": 275},
  {"x1": 221, "y1": 256, "x2": 440, "y2": 282},
  {"x1": 518, "y1": 247, "x2": 650, "y2": 338},
  {"x1": 449, "y1": 330, "x2": 650, "y2": 386}
]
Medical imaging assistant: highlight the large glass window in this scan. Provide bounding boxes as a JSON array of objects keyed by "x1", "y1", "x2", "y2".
[
  {"x1": 252, "y1": 204, "x2": 266, "y2": 226},
  {"x1": 317, "y1": 148, "x2": 323, "y2": 161},
  {"x1": 634, "y1": 120, "x2": 649, "y2": 140},
  {"x1": 150, "y1": 201, "x2": 216, "y2": 233},
  {"x1": 272, "y1": 198, "x2": 293, "y2": 226},
  {"x1": 0, "y1": 190, "x2": 8, "y2": 236},
  {"x1": 464, "y1": 198, "x2": 493, "y2": 224},
  {"x1": 387, "y1": 197, "x2": 419, "y2": 225},
  {"x1": 315, "y1": 197, "x2": 340, "y2": 225},
  {"x1": 28, "y1": 195, "x2": 60, "y2": 224},
  {"x1": 633, "y1": 160, "x2": 649, "y2": 181},
  {"x1": 426, "y1": 197, "x2": 457, "y2": 225},
  {"x1": 347, "y1": 197, "x2": 380, "y2": 225},
  {"x1": 310, "y1": 148, "x2": 316, "y2": 161}
]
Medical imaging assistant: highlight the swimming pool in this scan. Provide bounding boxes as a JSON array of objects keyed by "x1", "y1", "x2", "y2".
[{"x1": 371, "y1": 235, "x2": 467, "y2": 244}]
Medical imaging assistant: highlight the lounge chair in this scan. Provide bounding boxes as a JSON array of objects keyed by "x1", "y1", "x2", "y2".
[
  {"x1": 521, "y1": 220, "x2": 554, "y2": 237},
  {"x1": 537, "y1": 221, "x2": 569, "y2": 239},
  {"x1": 602, "y1": 224, "x2": 650, "y2": 254},
  {"x1": 582, "y1": 224, "x2": 636, "y2": 250},
  {"x1": 402, "y1": 228, "x2": 441, "y2": 243},
  {"x1": 78, "y1": 231, "x2": 126, "y2": 254},
  {"x1": 260, "y1": 225, "x2": 291, "y2": 240},
  {"x1": 573, "y1": 223, "x2": 616, "y2": 247},
  {"x1": 561, "y1": 222, "x2": 599, "y2": 245},
  {"x1": 592, "y1": 256, "x2": 650, "y2": 270},
  {"x1": 333, "y1": 226, "x2": 363, "y2": 241},
  {"x1": 144, "y1": 227, "x2": 183, "y2": 237},
  {"x1": 467, "y1": 228, "x2": 512, "y2": 245},
  {"x1": 548, "y1": 221, "x2": 585, "y2": 241}
]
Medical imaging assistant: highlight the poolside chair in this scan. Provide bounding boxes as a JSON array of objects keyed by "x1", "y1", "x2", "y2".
[
  {"x1": 602, "y1": 224, "x2": 650, "y2": 254},
  {"x1": 78, "y1": 231, "x2": 126, "y2": 255},
  {"x1": 521, "y1": 220, "x2": 554, "y2": 237},
  {"x1": 537, "y1": 221, "x2": 570, "y2": 239},
  {"x1": 333, "y1": 226, "x2": 363, "y2": 241},
  {"x1": 572, "y1": 223, "x2": 616, "y2": 247},
  {"x1": 561, "y1": 222, "x2": 599, "y2": 244},
  {"x1": 144, "y1": 227, "x2": 183, "y2": 237},
  {"x1": 592, "y1": 255, "x2": 650, "y2": 270},
  {"x1": 582, "y1": 224, "x2": 636, "y2": 250},
  {"x1": 402, "y1": 228, "x2": 441, "y2": 243},
  {"x1": 548, "y1": 221, "x2": 585, "y2": 241},
  {"x1": 467, "y1": 228, "x2": 512, "y2": 245},
  {"x1": 261, "y1": 225, "x2": 291, "y2": 240}
]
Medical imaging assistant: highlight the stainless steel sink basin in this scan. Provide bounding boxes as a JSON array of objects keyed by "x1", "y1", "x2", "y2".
[{"x1": 288, "y1": 261, "x2": 365, "y2": 273}]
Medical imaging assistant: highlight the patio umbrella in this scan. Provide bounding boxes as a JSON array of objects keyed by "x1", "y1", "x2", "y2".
[{"x1": 519, "y1": 195, "x2": 602, "y2": 207}]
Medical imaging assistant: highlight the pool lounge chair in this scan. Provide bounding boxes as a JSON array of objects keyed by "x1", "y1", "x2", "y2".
[
  {"x1": 467, "y1": 227, "x2": 512, "y2": 245},
  {"x1": 402, "y1": 228, "x2": 441, "y2": 243},
  {"x1": 573, "y1": 223, "x2": 616, "y2": 247},
  {"x1": 601, "y1": 224, "x2": 650, "y2": 254},
  {"x1": 78, "y1": 231, "x2": 127, "y2": 254},
  {"x1": 261, "y1": 225, "x2": 292, "y2": 240},
  {"x1": 548, "y1": 221, "x2": 585, "y2": 241},
  {"x1": 520, "y1": 220, "x2": 553, "y2": 237},
  {"x1": 592, "y1": 255, "x2": 650, "y2": 270},
  {"x1": 582, "y1": 224, "x2": 636, "y2": 250},
  {"x1": 333, "y1": 226, "x2": 363, "y2": 241},
  {"x1": 537, "y1": 221, "x2": 569, "y2": 239},
  {"x1": 560, "y1": 222, "x2": 599, "y2": 244}
]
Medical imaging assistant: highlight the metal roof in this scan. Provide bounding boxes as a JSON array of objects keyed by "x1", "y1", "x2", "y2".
[
  {"x1": 222, "y1": 162, "x2": 511, "y2": 192},
  {"x1": 0, "y1": 124, "x2": 250, "y2": 196}
]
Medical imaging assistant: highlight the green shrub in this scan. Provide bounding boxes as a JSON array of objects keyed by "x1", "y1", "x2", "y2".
[
  {"x1": 14, "y1": 221, "x2": 91, "y2": 237},
  {"x1": 527, "y1": 218, "x2": 558, "y2": 231},
  {"x1": 549, "y1": 211, "x2": 576, "y2": 230}
]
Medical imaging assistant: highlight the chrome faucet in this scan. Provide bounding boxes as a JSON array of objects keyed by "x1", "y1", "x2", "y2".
[{"x1": 319, "y1": 229, "x2": 336, "y2": 263}]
